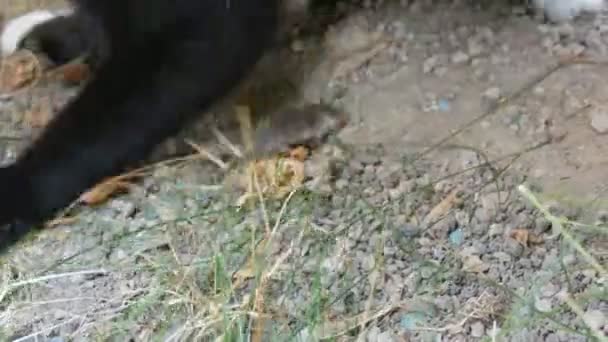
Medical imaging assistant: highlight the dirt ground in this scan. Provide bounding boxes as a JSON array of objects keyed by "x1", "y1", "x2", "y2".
[{"x1": 0, "y1": 0, "x2": 606, "y2": 341}]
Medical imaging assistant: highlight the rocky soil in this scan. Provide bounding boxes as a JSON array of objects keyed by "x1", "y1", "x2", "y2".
[{"x1": 0, "y1": 0, "x2": 606, "y2": 341}]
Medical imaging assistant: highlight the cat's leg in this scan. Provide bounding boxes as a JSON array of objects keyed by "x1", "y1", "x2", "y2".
[{"x1": 0, "y1": 6, "x2": 278, "y2": 253}]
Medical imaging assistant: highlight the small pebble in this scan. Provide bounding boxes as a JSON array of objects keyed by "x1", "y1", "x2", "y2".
[
  {"x1": 504, "y1": 239, "x2": 524, "y2": 257},
  {"x1": 400, "y1": 312, "x2": 426, "y2": 330},
  {"x1": 451, "y1": 51, "x2": 470, "y2": 64},
  {"x1": 367, "y1": 326, "x2": 380, "y2": 342},
  {"x1": 467, "y1": 38, "x2": 484, "y2": 56},
  {"x1": 493, "y1": 251, "x2": 512, "y2": 263},
  {"x1": 562, "y1": 254, "x2": 577, "y2": 265},
  {"x1": 433, "y1": 66, "x2": 448, "y2": 77},
  {"x1": 400, "y1": 223, "x2": 421, "y2": 238},
  {"x1": 470, "y1": 321, "x2": 485, "y2": 337},
  {"x1": 336, "y1": 179, "x2": 349, "y2": 189},
  {"x1": 423, "y1": 55, "x2": 439, "y2": 73},
  {"x1": 438, "y1": 98, "x2": 451, "y2": 112},
  {"x1": 534, "y1": 297, "x2": 552, "y2": 313},
  {"x1": 377, "y1": 331, "x2": 396, "y2": 342},
  {"x1": 449, "y1": 228, "x2": 464, "y2": 246},
  {"x1": 488, "y1": 223, "x2": 504, "y2": 237},
  {"x1": 482, "y1": 87, "x2": 501, "y2": 103},
  {"x1": 544, "y1": 333, "x2": 560, "y2": 342},
  {"x1": 540, "y1": 282, "x2": 560, "y2": 298},
  {"x1": 589, "y1": 107, "x2": 608, "y2": 134},
  {"x1": 583, "y1": 309, "x2": 606, "y2": 330}
]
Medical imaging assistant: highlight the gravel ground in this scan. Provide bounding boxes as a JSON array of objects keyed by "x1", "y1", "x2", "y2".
[{"x1": 0, "y1": 0, "x2": 606, "y2": 341}]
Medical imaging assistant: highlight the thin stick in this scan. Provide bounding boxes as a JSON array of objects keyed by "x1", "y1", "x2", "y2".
[
  {"x1": 0, "y1": 269, "x2": 108, "y2": 302},
  {"x1": 212, "y1": 126, "x2": 243, "y2": 158},
  {"x1": 185, "y1": 139, "x2": 228, "y2": 170}
]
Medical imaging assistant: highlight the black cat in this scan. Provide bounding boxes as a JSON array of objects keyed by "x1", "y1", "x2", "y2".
[{"x1": 0, "y1": 0, "x2": 279, "y2": 252}]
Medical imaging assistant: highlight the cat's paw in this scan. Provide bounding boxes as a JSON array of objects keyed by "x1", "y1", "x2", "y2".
[{"x1": 0, "y1": 165, "x2": 39, "y2": 253}]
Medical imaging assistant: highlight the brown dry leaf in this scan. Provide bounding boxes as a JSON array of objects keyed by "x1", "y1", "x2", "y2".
[
  {"x1": 422, "y1": 187, "x2": 461, "y2": 227},
  {"x1": 510, "y1": 229, "x2": 543, "y2": 247},
  {"x1": 80, "y1": 177, "x2": 134, "y2": 206},
  {"x1": 0, "y1": 51, "x2": 41, "y2": 92},
  {"x1": 289, "y1": 145, "x2": 309, "y2": 161},
  {"x1": 235, "y1": 156, "x2": 305, "y2": 206},
  {"x1": 528, "y1": 232, "x2": 544, "y2": 245},
  {"x1": 49, "y1": 63, "x2": 91, "y2": 84},
  {"x1": 255, "y1": 157, "x2": 305, "y2": 197},
  {"x1": 23, "y1": 97, "x2": 53, "y2": 128}
]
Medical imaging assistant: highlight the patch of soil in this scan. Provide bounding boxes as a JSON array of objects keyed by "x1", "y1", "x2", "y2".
[{"x1": 0, "y1": 0, "x2": 606, "y2": 341}]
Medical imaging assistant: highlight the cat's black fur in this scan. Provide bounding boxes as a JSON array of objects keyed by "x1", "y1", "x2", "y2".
[{"x1": 0, "y1": 0, "x2": 279, "y2": 252}]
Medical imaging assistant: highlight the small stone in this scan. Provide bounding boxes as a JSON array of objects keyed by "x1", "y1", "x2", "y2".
[
  {"x1": 470, "y1": 321, "x2": 485, "y2": 337},
  {"x1": 482, "y1": 87, "x2": 501, "y2": 103},
  {"x1": 544, "y1": 333, "x2": 560, "y2": 342},
  {"x1": 377, "y1": 163, "x2": 402, "y2": 188},
  {"x1": 111, "y1": 248, "x2": 128, "y2": 262},
  {"x1": 336, "y1": 179, "x2": 348, "y2": 189},
  {"x1": 493, "y1": 251, "x2": 512, "y2": 263},
  {"x1": 488, "y1": 223, "x2": 504, "y2": 237},
  {"x1": 449, "y1": 228, "x2": 464, "y2": 246},
  {"x1": 533, "y1": 86, "x2": 545, "y2": 96},
  {"x1": 589, "y1": 106, "x2": 608, "y2": 134},
  {"x1": 400, "y1": 223, "x2": 421, "y2": 238},
  {"x1": 467, "y1": 38, "x2": 484, "y2": 56},
  {"x1": 388, "y1": 187, "x2": 404, "y2": 200},
  {"x1": 582, "y1": 269, "x2": 598, "y2": 280},
  {"x1": 583, "y1": 309, "x2": 605, "y2": 330},
  {"x1": 504, "y1": 239, "x2": 524, "y2": 257},
  {"x1": 586, "y1": 30, "x2": 607, "y2": 54},
  {"x1": 562, "y1": 254, "x2": 577, "y2": 265},
  {"x1": 534, "y1": 297, "x2": 552, "y2": 313},
  {"x1": 479, "y1": 191, "x2": 506, "y2": 217},
  {"x1": 433, "y1": 66, "x2": 448, "y2": 77},
  {"x1": 462, "y1": 254, "x2": 489, "y2": 273},
  {"x1": 367, "y1": 326, "x2": 380, "y2": 342},
  {"x1": 110, "y1": 199, "x2": 137, "y2": 218},
  {"x1": 322, "y1": 255, "x2": 345, "y2": 274},
  {"x1": 434, "y1": 295, "x2": 454, "y2": 311},
  {"x1": 438, "y1": 98, "x2": 451, "y2": 112},
  {"x1": 377, "y1": 331, "x2": 395, "y2": 342},
  {"x1": 400, "y1": 312, "x2": 427, "y2": 330},
  {"x1": 557, "y1": 23, "x2": 575, "y2": 37},
  {"x1": 362, "y1": 254, "x2": 375, "y2": 271},
  {"x1": 450, "y1": 333, "x2": 467, "y2": 342},
  {"x1": 451, "y1": 51, "x2": 470, "y2": 64},
  {"x1": 478, "y1": 27, "x2": 495, "y2": 43},
  {"x1": 554, "y1": 43, "x2": 585, "y2": 59},
  {"x1": 423, "y1": 55, "x2": 439, "y2": 73},
  {"x1": 540, "y1": 282, "x2": 560, "y2": 298}
]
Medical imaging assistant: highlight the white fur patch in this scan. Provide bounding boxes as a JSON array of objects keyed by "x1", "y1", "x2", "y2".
[
  {"x1": 1, "y1": 8, "x2": 73, "y2": 56},
  {"x1": 532, "y1": 0, "x2": 605, "y2": 22}
]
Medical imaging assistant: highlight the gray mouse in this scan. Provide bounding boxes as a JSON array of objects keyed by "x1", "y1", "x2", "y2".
[{"x1": 251, "y1": 103, "x2": 348, "y2": 158}]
